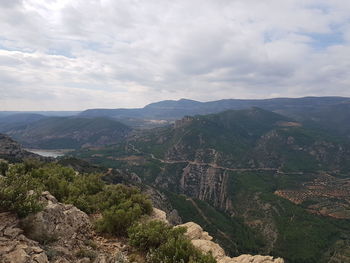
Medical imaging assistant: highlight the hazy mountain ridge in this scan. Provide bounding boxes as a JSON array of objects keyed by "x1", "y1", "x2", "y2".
[
  {"x1": 79, "y1": 96, "x2": 350, "y2": 122},
  {"x1": 0, "y1": 113, "x2": 47, "y2": 133},
  {"x1": 3, "y1": 96, "x2": 350, "y2": 131},
  {"x1": 4, "y1": 117, "x2": 131, "y2": 149}
]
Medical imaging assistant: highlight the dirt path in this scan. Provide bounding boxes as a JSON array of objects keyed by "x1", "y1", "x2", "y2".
[{"x1": 147, "y1": 148, "x2": 278, "y2": 172}]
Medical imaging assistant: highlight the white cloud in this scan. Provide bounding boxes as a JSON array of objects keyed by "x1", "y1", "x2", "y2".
[{"x1": 0, "y1": 0, "x2": 349, "y2": 110}]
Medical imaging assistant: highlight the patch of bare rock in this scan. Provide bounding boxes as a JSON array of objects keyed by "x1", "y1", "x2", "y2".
[
  {"x1": 177, "y1": 222, "x2": 284, "y2": 263},
  {"x1": 0, "y1": 212, "x2": 48, "y2": 263},
  {"x1": 0, "y1": 192, "x2": 127, "y2": 263}
]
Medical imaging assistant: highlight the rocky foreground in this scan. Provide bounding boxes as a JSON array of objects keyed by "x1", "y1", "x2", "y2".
[{"x1": 0, "y1": 192, "x2": 283, "y2": 263}]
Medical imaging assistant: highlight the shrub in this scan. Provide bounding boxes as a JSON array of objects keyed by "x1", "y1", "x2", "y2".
[
  {"x1": 96, "y1": 203, "x2": 143, "y2": 236},
  {"x1": 0, "y1": 165, "x2": 43, "y2": 217},
  {"x1": 147, "y1": 236, "x2": 216, "y2": 263},
  {"x1": 30, "y1": 163, "x2": 75, "y2": 201},
  {"x1": 128, "y1": 221, "x2": 172, "y2": 251},
  {"x1": 128, "y1": 221, "x2": 216, "y2": 263},
  {"x1": 0, "y1": 159, "x2": 9, "y2": 176},
  {"x1": 76, "y1": 249, "x2": 97, "y2": 260},
  {"x1": 95, "y1": 185, "x2": 153, "y2": 236},
  {"x1": 23, "y1": 159, "x2": 43, "y2": 173},
  {"x1": 83, "y1": 239, "x2": 98, "y2": 249},
  {"x1": 0, "y1": 162, "x2": 153, "y2": 231}
]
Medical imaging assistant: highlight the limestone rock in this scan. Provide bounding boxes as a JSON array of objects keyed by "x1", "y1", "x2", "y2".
[
  {"x1": 191, "y1": 239, "x2": 226, "y2": 259},
  {"x1": 177, "y1": 222, "x2": 212, "y2": 241},
  {"x1": 21, "y1": 191, "x2": 92, "y2": 248},
  {"x1": 0, "y1": 212, "x2": 49, "y2": 263},
  {"x1": 150, "y1": 208, "x2": 169, "y2": 223},
  {"x1": 218, "y1": 254, "x2": 285, "y2": 263},
  {"x1": 179, "y1": 221, "x2": 284, "y2": 263}
]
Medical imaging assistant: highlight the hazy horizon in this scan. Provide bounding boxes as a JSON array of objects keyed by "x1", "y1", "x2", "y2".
[{"x1": 0, "y1": 95, "x2": 349, "y2": 112}]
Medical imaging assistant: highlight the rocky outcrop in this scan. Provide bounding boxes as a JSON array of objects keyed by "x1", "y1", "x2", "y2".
[
  {"x1": 219, "y1": 255, "x2": 284, "y2": 263},
  {"x1": 180, "y1": 164, "x2": 233, "y2": 212},
  {"x1": 0, "y1": 189, "x2": 284, "y2": 263},
  {"x1": 21, "y1": 191, "x2": 92, "y2": 249},
  {"x1": 0, "y1": 212, "x2": 49, "y2": 263},
  {"x1": 0, "y1": 133, "x2": 43, "y2": 162},
  {"x1": 150, "y1": 208, "x2": 169, "y2": 223},
  {"x1": 178, "y1": 222, "x2": 284, "y2": 263},
  {"x1": 174, "y1": 116, "x2": 195, "y2": 129},
  {"x1": 1, "y1": 192, "x2": 127, "y2": 263},
  {"x1": 178, "y1": 222, "x2": 212, "y2": 241}
]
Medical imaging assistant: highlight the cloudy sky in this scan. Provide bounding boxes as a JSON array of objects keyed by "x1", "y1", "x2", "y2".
[{"x1": 1, "y1": 0, "x2": 350, "y2": 110}]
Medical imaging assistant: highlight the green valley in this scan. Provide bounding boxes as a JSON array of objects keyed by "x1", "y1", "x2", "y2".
[{"x1": 71, "y1": 108, "x2": 350, "y2": 263}]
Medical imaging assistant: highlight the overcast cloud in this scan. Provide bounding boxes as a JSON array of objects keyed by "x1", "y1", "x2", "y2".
[{"x1": 0, "y1": 0, "x2": 349, "y2": 110}]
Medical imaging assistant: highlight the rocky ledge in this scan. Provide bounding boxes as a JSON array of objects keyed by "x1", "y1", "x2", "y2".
[
  {"x1": 0, "y1": 192, "x2": 127, "y2": 263},
  {"x1": 178, "y1": 222, "x2": 284, "y2": 263},
  {"x1": 0, "y1": 192, "x2": 283, "y2": 263}
]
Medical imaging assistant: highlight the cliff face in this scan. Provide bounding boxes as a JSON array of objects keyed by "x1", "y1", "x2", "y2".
[
  {"x1": 180, "y1": 164, "x2": 233, "y2": 212},
  {"x1": 158, "y1": 162, "x2": 279, "y2": 253}
]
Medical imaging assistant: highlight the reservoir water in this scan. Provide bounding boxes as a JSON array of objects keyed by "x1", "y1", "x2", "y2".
[{"x1": 26, "y1": 149, "x2": 66, "y2": 158}]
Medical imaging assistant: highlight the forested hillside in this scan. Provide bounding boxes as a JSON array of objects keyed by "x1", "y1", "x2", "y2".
[{"x1": 72, "y1": 108, "x2": 350, "y2": 263}]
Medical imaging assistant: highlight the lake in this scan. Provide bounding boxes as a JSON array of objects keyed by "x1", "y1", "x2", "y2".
[{"x1": 26, "y1": 149, "x2": 67, "y2": 158}]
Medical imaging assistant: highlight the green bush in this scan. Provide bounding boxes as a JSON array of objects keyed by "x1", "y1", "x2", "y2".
[
  {"x1": 0, "y1": 159, "x2": 9, "y2": 176},
  {"x1": 95, "y1": 186, "x2": 152, "y2": 236},
  {"x1": 147, "y1": 235, "x2": 216, "y2": 263},
  {"x1": 0, "y1": 165, "x2": 43, "y2": 217},
  {"x1": 128, "y1": 221, "x2": 173, "y2": 251},
  {"x1": 0, "y1": 162, "x2": 152, "y2": 233},
  {"x1": 129, "y1": 221, "x2": 216, "y2": 263}
]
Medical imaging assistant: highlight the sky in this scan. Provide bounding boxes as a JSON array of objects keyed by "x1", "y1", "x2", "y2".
[{"x1": 0, "y1": 0, "x2": 350, "y2": 110}]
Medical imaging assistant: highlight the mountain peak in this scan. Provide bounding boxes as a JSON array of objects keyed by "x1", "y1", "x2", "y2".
[{"x1": 144, "y1": 98, "x2": 202, "y2": 109}]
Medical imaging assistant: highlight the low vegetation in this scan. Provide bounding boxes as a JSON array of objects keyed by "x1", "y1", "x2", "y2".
[
  {"x1": 0, "y1": 159, "x2": 152, "y2": 234},
  {"x1": 0, "y1": 159, "x2": 217, "y2": 263},
  {"x1": 128, "y1": 220, "x2": 216, "y2": 263}
]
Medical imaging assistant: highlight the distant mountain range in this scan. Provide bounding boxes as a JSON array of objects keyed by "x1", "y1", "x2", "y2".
[
  {"x1": 0, "y1": 111, "x2": 80, "y2": 118},
  {"x1": 80, "y1": 96, "x2": 350, "y2": 118},
  {"x1": 2, "y1": 117, "x2": 130, "y2": 149},
  {"x1": 2, "y1": 96, "x2": 350, "y2": 149},
  {"x1": 80, "y1": 96, "x2": 350, "y2": 136}
]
